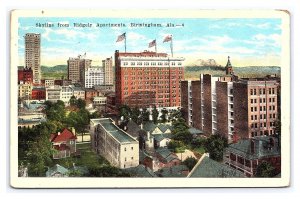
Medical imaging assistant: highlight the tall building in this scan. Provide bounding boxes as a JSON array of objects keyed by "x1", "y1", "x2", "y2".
[
  {"x1": 84, "y1": 67, "x2": 104, "y2": 88},
  {"x1": 67, "y1": 56, "x2": 92, "y2": 85},
  {"x1": 233, "y1": 79, "x2": 279, "y2": 140},
  {"x1": 90, "y1": 118, "x2": 139, "y2": 169},
  {"x1": 115, "y1": 50, "x2": 184, "y2": 109},
  {"x1": 25, "y1": 33, "x2": 41, "y2": 84},
  {"x1": 103, "y1": 57, "x2": 113, "y2": 85}
]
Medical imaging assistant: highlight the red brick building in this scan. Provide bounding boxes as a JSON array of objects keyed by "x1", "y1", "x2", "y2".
[
  {"x1": 31, "y1": 87, "x2": 46, "y2": 100},
  {"x1": 18, "y1": 67, "x2": 33, "y2": 84},
  {"x1": 115, "y1": 50, "x2": 184, "y2": 109}
]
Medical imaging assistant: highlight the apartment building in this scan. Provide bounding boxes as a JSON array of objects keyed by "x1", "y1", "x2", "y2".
[
  {"x1": 67, "y1": 56, "x2": 92, "y2": 84},
  {"x1": 18, "y1": 82, "x2": 32, "y2": 100},
  {"x1": 90, "y1": 118, "x2": 139, "y2": 169},
  {"x1": 18, "y1": 66, "x2": 33, "y2": 84},
  {"x1": 103, "y1": 57, "x2": 114, "y2": 85},
  {"x1": 115, "y1": 50, "x2": 184, "y2": 109}
]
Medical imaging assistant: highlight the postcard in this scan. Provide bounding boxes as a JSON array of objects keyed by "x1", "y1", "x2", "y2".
[{"x1": 10, "y1": 9, "x2": 290, "y2": 188}]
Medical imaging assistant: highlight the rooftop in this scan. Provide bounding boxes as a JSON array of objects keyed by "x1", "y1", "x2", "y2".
[
  {"x1": 92, "y1": 118, "x2": 137, "y2": 144},
  {"x1": 50, "y1": 128, "x2": 77, "y2": 143},
  {"x1": 188, "y1": 127, "x2": 203, "y2": 135},
  {"x1": 46, "y1": 164, "x2": 69, "y2": 177},
  {"x1": 156, "y1": 165, "x2": 189, "y2": 177},
  {"x1": 188, "y1": 154, "x2": 245, "y2": 178},
  {"x1": 125, "y1": 164, "x2": 157, "y2": 177},
  {"x1": 226, "y1": 136, "x2": 280, "y2": 160}
]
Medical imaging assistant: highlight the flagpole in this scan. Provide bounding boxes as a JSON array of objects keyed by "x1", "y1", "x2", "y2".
[{"x1": 125, "y1": 33, "x2": 127, "y2": 53}]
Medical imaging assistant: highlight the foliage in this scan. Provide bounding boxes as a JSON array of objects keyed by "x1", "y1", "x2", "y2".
[
  {"x1": 167, "y1": 140, "x2": 185, "y2": 152},
  {"x1": 152, "y1": 106, "x2": 159, "y2": 124},
  {"x1": 169, "y1": 108, "x2": 183, "y2": 123},
  {"x1": 44, "y1": 100, "x2": 66, "y2": 123},
  {"x1": 191, "y1": 137, "x2": 206, "y2": 149},
  {"x1": 131, "y1": 107, "x2": 141, "y2": 124},
  {"x1": 171, "y1": 117, "x2": 192, "y2": 145},
  {"x1": 183, "y1": 157, "x2": 198, "y2": 171},
  {"x1": 204, "y1": 134, "x2": 228, "y2": 162},
  {"x1": 69, "y1": 96, "x2": 77, "y2": 107},
  {"x1": 255, "y1": 161, "x2": 276, "y2": 177},
  {"x1": 160, "y1": 108, "x2": 168, "y2": 123},
  {"x1": 141, "y1": 108, "x2": 150, "y2": 123},
  {"x1": 119, "y1": 104, "x2": 131, "y2": 121},
  {"x1": 87, "y1": 165, "x2": 131, "y2": 177}
]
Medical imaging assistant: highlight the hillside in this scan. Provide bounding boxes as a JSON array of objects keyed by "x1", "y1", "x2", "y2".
[{"x1": 184, "y1": 65, "x2": 280, "y2": 80}]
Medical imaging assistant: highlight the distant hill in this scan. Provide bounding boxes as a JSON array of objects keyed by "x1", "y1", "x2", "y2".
[
  {"x1": 184, "y1": 65, "x2": 280, "y2": 80},
  {"x1": 41, "y1": 65, "x2": 67, "y2": 73}
]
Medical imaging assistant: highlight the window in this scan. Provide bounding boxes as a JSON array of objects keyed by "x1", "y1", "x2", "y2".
[
  {"x1": 131, "y1": 157, "x2": 133, "y2": 160},
  {"x1": 255, "y1": 115, "x2": 257, "y2": 120},
  {"x1": 251, "y1": 99, "x2": 253, "y2": 103},
  {"x1": 131, "y1": 147, "x2": 133, "y2": 150},
  {"x1": 250, "y1": 89, "x2": 253, "y2": 95},
  {"x1": 272, "y1": 88, "x2": 275, "y2": 94},
  {"x1": 125, "y1": 158, "x2": 127, "y2": 161},
  {"x1": 251, "y1": 115, "x2": 254, "y2": 120},
  {"x1": 124, "y1": 147, "x2": 127, "y2": 151}
]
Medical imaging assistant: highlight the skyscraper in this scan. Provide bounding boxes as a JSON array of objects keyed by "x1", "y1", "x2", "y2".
[
  {"x1": 25, "y1": 33, "x2": 41, "y2": 84},
  {"x1": 102, "y1": 57, "x2": 113, "y2": 85},
  {"x1": 67, "y1": 56, "x2": 92, "y2": 85}
]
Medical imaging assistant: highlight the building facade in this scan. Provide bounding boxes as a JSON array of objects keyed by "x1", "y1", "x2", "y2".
[
  {"x1": 115, "y1": 50, "x2": 184, "y2": 109},
  {"x1": 67, "y1": 57, "x2": 92, "y2": 85},
  {"x1": 60, "y1": 86, "x2": 74, "y2": 105},
  {"x1": 18, "y1": 82, "x2": 32, "y2": 100},
  {"x1": 233, "y1": 79, "x2": 279, "y2": 140},
  {"x1": 46, "y1": 86, "x2": 61, "y2": 103},
  {"x1": 103, "y1": 57, "x2": 113, "y2": 85},
  {"x1": 25, "y1": 33, "x2": 41, "y2": 84},
  {"x1": 31, "y1": 87, "x2": 46, "y2": 100},
  {"x1": 18, "y1": 66, "x2": 33, "y2": 84},
  {"x1": 84, "y1": 67, "x2": 104, "y2": 88},
  {"x1": 90, "y1": 118, "x2": 139, "y2": 169}
]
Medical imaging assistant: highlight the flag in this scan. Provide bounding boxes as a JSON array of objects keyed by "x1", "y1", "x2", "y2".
[
  {"x1": 148, "y1": 39, "x2": 156, "y2": 48},
  {"x1": 163, "y1": 35, "x2": 172, "y2": 43},
  {"x1": 116, "y1": 33, "x2": 126, "y2": 42}
]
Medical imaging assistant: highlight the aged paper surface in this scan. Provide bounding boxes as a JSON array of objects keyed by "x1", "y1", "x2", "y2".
[{"x1": 10, "y1": 9, "x2": 290, "y2": 188}]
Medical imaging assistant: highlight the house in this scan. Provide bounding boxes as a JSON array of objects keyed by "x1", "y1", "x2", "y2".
[
  {"x1": 155, "y1": 148, "x2": 181, "y2": 168},
  {"x1": 50, "y1": 128, "x2": 77, "y2": 159},
  {"x1": 223, "y1": 136, "x2": 281, "y2": 177},
  {"x1": 188, "y1": 127, "x2": 204, "y2": 138},
  {"x1": 125, "y1": 164, "x2": 157, "y2": 177},
  {"x1": 188, "y1": 153, "x2": 245, "y2": 178},
  {"x1": 46, "y1": 164, "x2": 69, "y2": 177},
  {"x1": 156, "y1": 164, "x2": 189, "y2": 177}
]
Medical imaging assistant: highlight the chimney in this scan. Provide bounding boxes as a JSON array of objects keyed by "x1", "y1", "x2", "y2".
[
  {"x1": 250, "y1": 139, "x2": 255, "y2": 154},
  {"x1": 147, "y1": 131, "x2": 150, "y2": 140},
  {"x1": 58, "y1": 132, "x2": 61, "y2": 136},
  {"x1": 140, "y1": 123, "x2": 143, "y2": 130}
]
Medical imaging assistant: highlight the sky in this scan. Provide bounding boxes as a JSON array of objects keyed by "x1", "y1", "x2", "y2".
[{"x1": 18, "y1": 17, "x2": 282, "y2": 67}]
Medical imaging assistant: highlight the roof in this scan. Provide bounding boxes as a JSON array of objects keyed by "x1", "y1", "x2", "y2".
[
  {"x1": 156, "y1": 165, "x2": 189, "y2": 177},
  {"x1": 94, "y1": 118, "x2": 137, "y2": 144},
  {"x1": 53, "y1": 144, "x2": 70, "y2": 151},
  {"x1": 157, "y1": 124, "x2": 172, "y2": 133},
  {"x1": 188, "y1": 154, "x2": 245, "y2": 178},
  {"x1": 156, "y1": 148, "x2": 179, "y2": 163},
  {"x1": 143, "y1": 121, "x2": 157, "y2": 132},
  {"x1": 125, "y1": 120, "x2": 142, "y2": 138},
  {"x1": 125, "y1": 165, "x2": 157, "y2": 177},
  {"x1": 188, "y1": 127, "x2": 203, "y2": 135},
  {"x1": 153, "y1": 133, "x2": 172, "y2": 142},
  {"x1": 226, "y1": 136, "x2": 280, "y2": 160},
  {"x1": 50, "y1": 128, "x2": 77, "y2": 143},
  {"x1": 46, "y1": 164, "x2": 69, "y2": 177}
]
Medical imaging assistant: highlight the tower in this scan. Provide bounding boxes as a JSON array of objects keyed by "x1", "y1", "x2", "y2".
[
  {"x1": 225, "y1": 56, "x2": 233, "y2": 75},
  {"x1": 25, "y1": 33, "x2": 41, "y2": 84}
]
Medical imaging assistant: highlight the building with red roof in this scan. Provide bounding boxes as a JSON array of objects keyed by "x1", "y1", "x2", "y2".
[{"x1": 50, "y1": 128, "x2": 77, "y2": 159}]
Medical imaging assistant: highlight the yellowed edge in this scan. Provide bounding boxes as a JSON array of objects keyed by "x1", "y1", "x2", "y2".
[{"x1": 10, "y1": 9, "x2": 290, "y2": 188}]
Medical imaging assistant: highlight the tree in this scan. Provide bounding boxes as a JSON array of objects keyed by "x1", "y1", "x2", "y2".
[
  {"x1": 255, "y1": 161, "x2": 276, "y2": 177},
  {"x1": 77, "y1": 98, "x2": 86, "y2": 109},
  {"x1": 204, "y1": 134, "x2": 228, "y2": 162},
  {"x1": 160, "y1": 108, "x2": 168, "y2": 123},
  {"x1": 131, "y1": 107, "x2": 141, "y2": 124},
  {"x1": 69, "y1": 96, "x2": 77, "y2": 107},
  {"x1": 152, "y1": 105, "x2": 159, "y2": 124},
  {"x1": 169, "y1": 108, "x2": 183, "y2": 123},
  {"x1": 141, "y1": 108, "x2": 150, "y2": 123},
  {"x1": 183, "y1": 157, "x2": 198, "y2": 171},
  {"x1": 119, "y1": 104, "x2": 131, "y2": 121},
  {"x1": 87, "y1": 165, "x2": 131, "y2": 177},
  {"x1": 171, "y1": 117, "x2": 193, "y2": 145}
]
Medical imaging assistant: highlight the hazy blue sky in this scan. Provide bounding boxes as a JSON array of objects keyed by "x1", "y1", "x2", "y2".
[{"x1": 18, "y1": 17, "x2": 282, "y2": 67}]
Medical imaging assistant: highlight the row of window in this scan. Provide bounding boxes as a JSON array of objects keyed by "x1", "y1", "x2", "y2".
[
  {"x1": 250, "y1": 121, "x2": 276, "y2": 128},
  {"x1": 250, "y1": 97, "x2": 276, "y2": 103},
  {"x1": 250, "y1": 88, "x2": 276, "y2": 95},
  {"x1": 251, "y1": 130, "x2": 275, "y2": 137},
  {"x1": 250, "y1": 114, "x2": 276, "y2": 120},
  {"x1": 250, "y1": 105, "x2": 276, "y2": 112},
  {"x1": 122, "y1": 61, "x2": 182, "y2": 66}
]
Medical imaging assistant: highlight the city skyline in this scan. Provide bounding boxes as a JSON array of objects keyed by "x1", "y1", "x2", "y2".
[{"x1": 18, "y1": 17, "x2": 282, "y2": 67}]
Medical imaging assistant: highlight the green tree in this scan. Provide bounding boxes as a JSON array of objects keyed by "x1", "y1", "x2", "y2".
[
  {"x1": 169, "y1": 108, "x2": 183, "y2": 123},
  {"x1": 171, "y1": 117, "x2": 193, "y2": 145},
  {"x1": 87, "y1": 165, "x2": 131, "y2": 177},
  {"x1": 77, "y1": 98, "x2": 86, "y2": 109},
  {"x1": 119, "y1": 104, "x2": 131, "y2": 121},
  {"x1": 160, "y1": 108, "x2": 168, "y2": 123},
  {"x1": 141, "y1": 108, "x2": 150, "y2": 123},
  {"x1": 204, "y1": 134, "x2": 228, "y2": 162},
  {"x1": 183, "y1": 157, "x2": 198, "y2": 171},
  {"x1": 131, "y1": 107, "x2": 141, "y2": 124},
  {"x1": 152, "y1": 105, "x2": 159, "y2": 124},
  {"x1": 69, "y1": 95, "x2": 77, "y2": 107},
  {"x1": 255, "y1": 161, "x2": 276, "y2": 177},
  {"x1": 45, "y1": 100, "x2": 66, "y2": 123}
]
